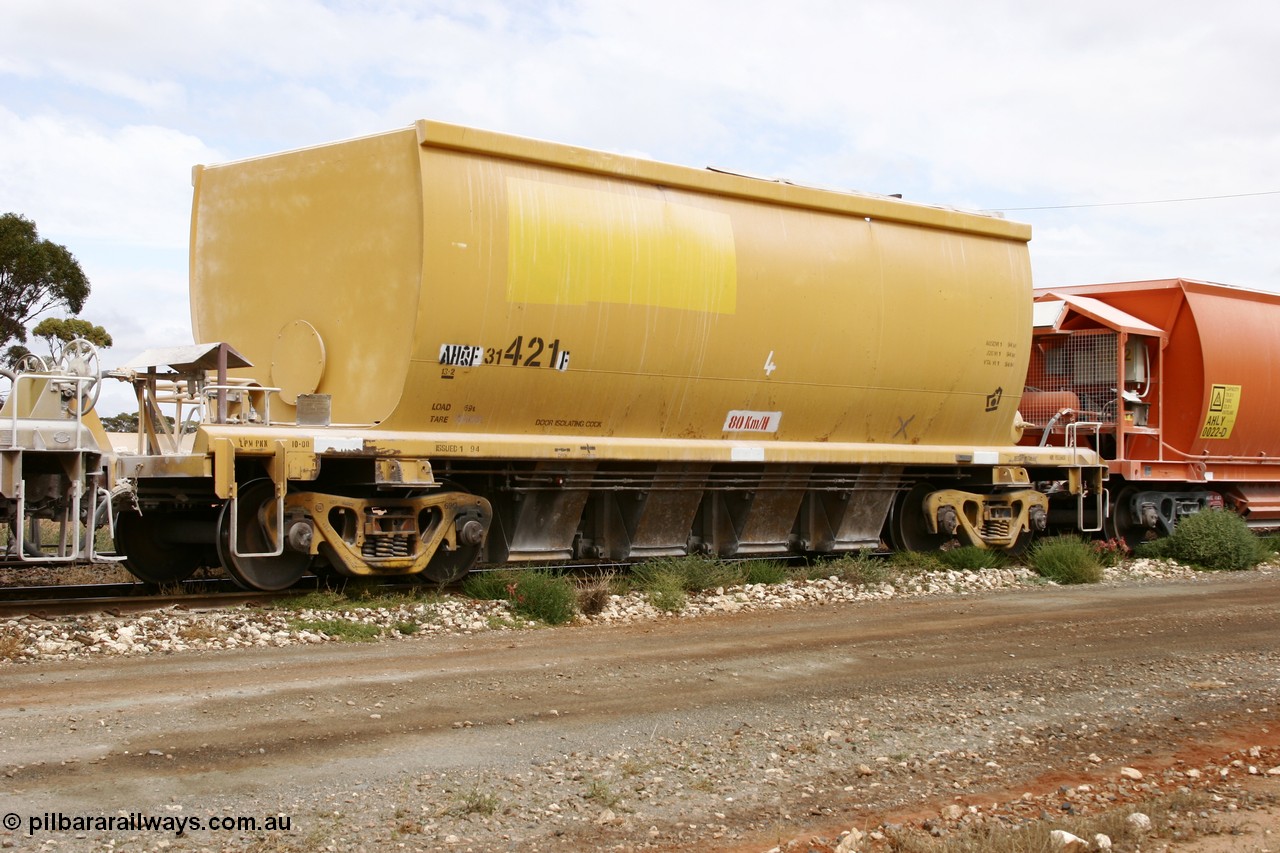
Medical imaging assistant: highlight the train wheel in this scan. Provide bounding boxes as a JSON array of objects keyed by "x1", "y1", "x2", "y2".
[
  {"x1": 421, "y1": 548, "x2": 475, "y2": 584},
  {"x1": 116, "y1": 510, "x2": 201, "y2": 584},
  {"x1": 1004, "y1": 527, "x2": 1035, "y2": 556},
  {"x1": 421, "y1": 539, "x2": 481, "y2": 584},
  {"x1": 217, "y1": 480, "x2": 309, "y2": 591},
  {"x1": 420, "y1": 502, "x2": 487, "y2": 584},
  {"x1": 887, "y1": 482, "x2": 952, "y2": 552},
  {"x1": 1105, "y1": 485, "x2": 1155, "y2": 550}
]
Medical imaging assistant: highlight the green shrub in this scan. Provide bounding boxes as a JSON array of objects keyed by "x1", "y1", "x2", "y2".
[
  {"x1": 462, "y1": 569, "x2": 577, "y2": 625},
  {"x1": 1133, "y1": 537, "x2": 1173, "y2": 559},
  {"x1": 505, "y1": 570, "x2": 578, "y2": 625},
  {"x1": 936, "y1": 546, "x2": 1006, "y2": 571},
  {"x1": 1166, "y1": 509, "x2": 1265, "y2": 571},
  {"x1": 645, "y1": 570, "x2": 687, "y2": 613},
  {"x1": 741, "y1": 560, "x2": 789, "y2": 585},
  {"x1": 1026, "y1": 535, "x2": 1103, "y2": 584}
]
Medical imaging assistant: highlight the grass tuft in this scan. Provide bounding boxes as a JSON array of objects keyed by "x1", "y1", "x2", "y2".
[
  {"x1": 1026, "y1": 535, "x2": 1103, "y2": 584},
  {"x1": 576, "y1": 572, "x2": 615, "y2": 616},
  {"x1": 0, "y1": 629, "x2": 24, "y2": 660},
  {"x1": 935, "y1": 546, "x2": 1006, "y2": 571},
  {"x1": 461, "y1": 570, "x2": 512, "y2": 601},
  {"x1": 810, "y1": 551, "x2": 894, "y2": 585},
  {"x1": 741, "y1": 559, "x2": 789, "y2": 585},
  {"x1": 177, "y1": 623, "x2": 223, "y2": 641},
  {"x1": 644, "y1": 569, "x2": 688, "y2": 613},
  {"x1": 275, "y1": 590, "x2": 350, "y2": 611},
  {"x1": 889, "y1": 550, "x2": 946, "y2": 574},
  {"x1": 274, "y1": 585, "x2": 437, "y2": 613},
  {"x1": 444, "y1": 788, "x2": 500, "y2": 818},
  {"x1": 582, "y1": 778, "x2": 621, "y2": 807},
  {"x1": 1260, "y1": 532, "x2": 1280, "y2": 555},
  {"x1": 287, "y1": 618, "x2": 383, "y2": 642},
  {"x1": 630, "y1": 555, "x2": 744, "y2": 592}
]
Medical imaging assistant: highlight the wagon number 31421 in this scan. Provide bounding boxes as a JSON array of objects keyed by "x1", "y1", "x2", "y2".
[{"x1": 485, "y1": 336, "x2": 570, "y2": 371}]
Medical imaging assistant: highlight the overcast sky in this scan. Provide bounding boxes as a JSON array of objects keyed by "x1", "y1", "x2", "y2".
[{"x1": 2, "y1": 0, "x2": 1277, "y2": 415}]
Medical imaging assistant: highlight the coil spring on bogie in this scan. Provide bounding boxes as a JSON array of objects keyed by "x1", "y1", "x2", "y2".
[
  {"x1": 362, "y1": 506, "x2": 417, "y2": 559},
  {"x1": 981, "y1": 518, "x2": 1011, "y2": 540},
  {"x1": 362, "y1": 534, "x2": 413, "y2": 559}
]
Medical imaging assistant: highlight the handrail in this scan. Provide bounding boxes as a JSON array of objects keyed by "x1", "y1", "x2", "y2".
[
  {"x1": 204, "y1": 382, "x2": 280, "y2": 425},
  {"x1": 227, "y1": 482, "x2": 286, "y2": 560},
  {"x1": 1062, "y1": 420, "x2": 1106, "y2": 534},
  {"x1": 2, "y1": 355, "x2": 125, "y2": 564},
  {"x1": 1158, "y1": 440, "x2": 1278, "y2": 464},
  {"x1": 1079, "y1": 484, "x2": 1106, "y2": 534},
  {"x1": 4, "y1": 371, "x2": 99, "y2": 451},
  {"x1": 1065, "y1": 420, "x2": 1104, "y2": 465},
  {"x1": 9, "y1": 455, "x2": 123, "y2": 563}
]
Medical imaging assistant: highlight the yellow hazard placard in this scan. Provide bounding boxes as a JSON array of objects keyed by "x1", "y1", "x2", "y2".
[{"x1": 1199, "y1": 383, "x2": 1242, "y2": 439}]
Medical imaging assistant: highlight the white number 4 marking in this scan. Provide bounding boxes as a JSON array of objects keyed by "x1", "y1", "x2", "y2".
[{"x1": 763, "y1": 351, "x2": 777, "y2": 376}]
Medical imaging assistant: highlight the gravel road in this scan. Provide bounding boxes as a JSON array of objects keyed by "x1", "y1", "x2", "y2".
[{"x1": 1, "y1": 565, "x2": 1278, "y2": 852}]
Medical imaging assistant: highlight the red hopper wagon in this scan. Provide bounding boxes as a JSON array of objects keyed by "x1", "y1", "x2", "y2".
[{"x1": 1022, "y1": 278, "x2": 1280, "y2": 544}]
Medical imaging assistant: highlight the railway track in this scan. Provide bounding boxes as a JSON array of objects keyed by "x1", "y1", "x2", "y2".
[
  {"x1": 0, "y1": 554, "x2": 823, "y2": 620},
  {"x1": 0, "y1": 576, "x2": 322, "y2": 619},
  {"x1": 0, "y1": 569, "x2": 492, "y2": 618}
]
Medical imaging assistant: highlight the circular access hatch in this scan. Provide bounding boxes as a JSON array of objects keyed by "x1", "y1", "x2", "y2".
[{"x1": 271, "y1": 319, "x2": 326, "y2": 405}]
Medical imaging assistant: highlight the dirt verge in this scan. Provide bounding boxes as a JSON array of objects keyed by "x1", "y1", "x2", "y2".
[{"x1": 0, "y1": 569, "x2": 1277, "y2": 851}]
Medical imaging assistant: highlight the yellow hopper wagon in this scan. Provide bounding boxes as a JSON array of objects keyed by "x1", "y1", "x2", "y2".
[{"x1": 112, "y1": 121, "x2": 1102, "y2": 589}]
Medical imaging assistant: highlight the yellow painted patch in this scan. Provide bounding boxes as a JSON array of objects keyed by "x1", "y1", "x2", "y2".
[
  {"x1": 506, "y1": 176, "x2": 737, "y2": 313},
  {"x1": 1199, "y1": 383, "x2": 1242, "y2": 439}
]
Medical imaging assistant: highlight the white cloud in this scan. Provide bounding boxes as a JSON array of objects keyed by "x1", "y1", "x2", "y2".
[{"x1": 0, "y1": 108, "x2": 221, "y2": 247}]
